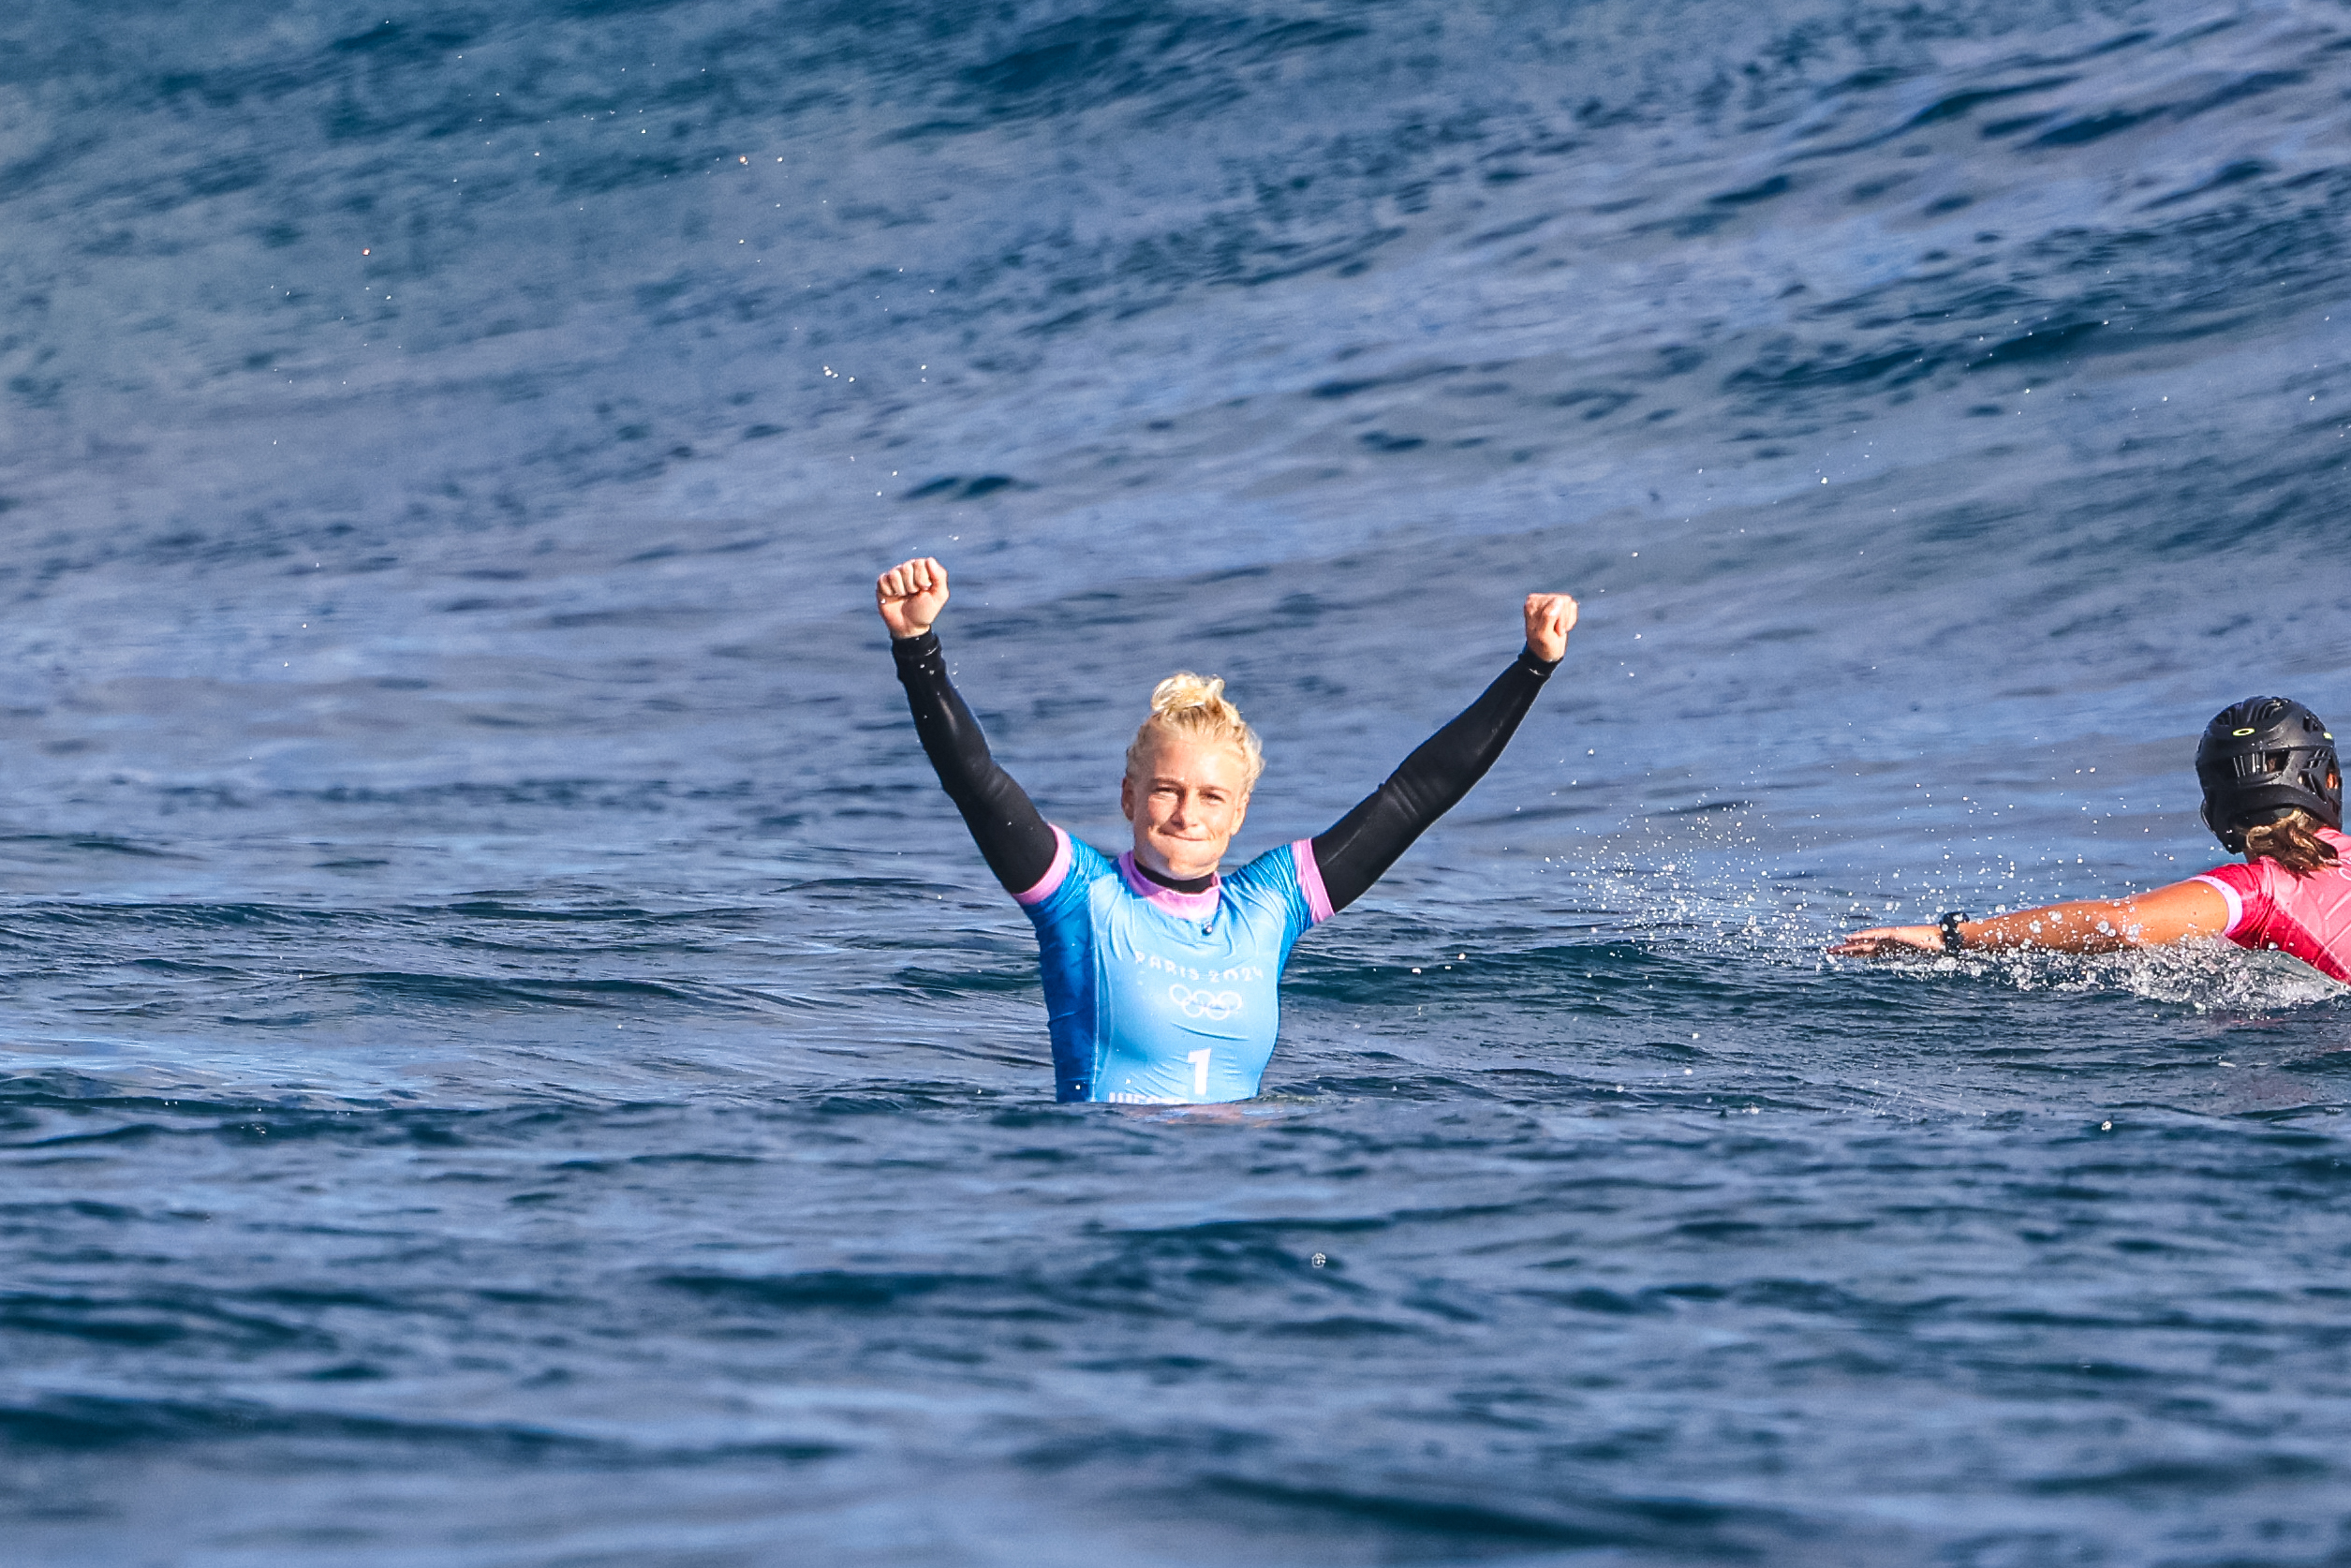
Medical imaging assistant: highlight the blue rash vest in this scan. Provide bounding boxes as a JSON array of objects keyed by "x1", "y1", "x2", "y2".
[{"x1": 1015, "y1": 826, "x2": 1334, "y2": 1103}]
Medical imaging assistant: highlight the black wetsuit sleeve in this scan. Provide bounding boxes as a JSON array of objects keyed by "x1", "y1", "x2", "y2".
[
  {"x1": 891, "y1": 631, "x2": 1058, "y2": 895},
  {"x1": 1309, "y1": 647, "x2": 1559, "y2": 913}
]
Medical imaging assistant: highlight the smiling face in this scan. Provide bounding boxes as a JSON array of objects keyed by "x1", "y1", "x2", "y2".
[{"x1": 1120, "y1": 734, "x2": 1253, "y2": 882}]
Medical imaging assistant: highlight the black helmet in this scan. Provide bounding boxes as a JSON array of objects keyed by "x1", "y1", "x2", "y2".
[{"x1": 2196, "y1": 697, "x2": 2341, "y2": 851}]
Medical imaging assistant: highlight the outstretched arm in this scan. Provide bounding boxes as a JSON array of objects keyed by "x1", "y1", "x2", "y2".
[
  {"x1": 1829, "y1": 879, "x2": 2232, "y2": 957},
  {"x1": 1310, "y1": 593, "x2": 1577, "y2": 913},
  {"x1": 878, "y1": 558, "x2": 1058, "y2": 895}
]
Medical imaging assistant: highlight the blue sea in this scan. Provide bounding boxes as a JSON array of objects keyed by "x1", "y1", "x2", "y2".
[{"x1": 4, "y1": 2, "x2": 2349, "y2": 1562}]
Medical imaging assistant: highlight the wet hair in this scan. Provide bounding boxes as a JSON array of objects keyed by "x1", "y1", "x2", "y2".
[
  {"x1": 1125, "y1": 672, "x2": 1264, "y2": 791},
  {"x1": 2240, "y1": 806, "x2": 2341, "y2": 878}
]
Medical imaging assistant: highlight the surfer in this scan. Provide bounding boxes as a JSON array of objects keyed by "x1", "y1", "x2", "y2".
[
  {"x1": 1831, "y1": 698, "x2": 2348, "y2": 979},
  {"x1": 877, "y1": 556, "x2": 1578, "y2": 1103}
]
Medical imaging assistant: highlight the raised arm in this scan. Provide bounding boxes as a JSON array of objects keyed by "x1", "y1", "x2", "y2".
[
  {"x1": 878, "y1": 558, "x2": 1058, "y2": 895},
  {"x1": 1310, "y1": 592, "x2": 1576, "y2": 913},
  {"x1": 1829, "y1": 879, "x2": 2232, "y2": 957}
]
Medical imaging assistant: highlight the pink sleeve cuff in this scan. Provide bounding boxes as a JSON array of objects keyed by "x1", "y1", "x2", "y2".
[
  {"x1": 1015, "y1": 826, "x2": 1073, "y2": 907},
  {"x1": 1292, "y1": 838, "x2": 1334, "y2": 925},
  {"x1": 2190, "y1": 874, "x2": 2245, "y2": 939}
]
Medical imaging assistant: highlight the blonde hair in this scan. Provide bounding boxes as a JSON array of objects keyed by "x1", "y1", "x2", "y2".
[
  {"x1": 2242, "y1": 807, "x2": 2342, "y2": 878},
  {"x1": 1125, "y1": 672, "x2": 1264, "y2": 790}
]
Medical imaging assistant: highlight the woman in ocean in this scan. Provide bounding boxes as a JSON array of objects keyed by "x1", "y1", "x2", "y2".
[
  {"x1": 1832, "y1": 697, "x2": 2347, "y2": 979},
  {"x1": 878, "y1": 556, "x2": 1578, "y2": 1104}
]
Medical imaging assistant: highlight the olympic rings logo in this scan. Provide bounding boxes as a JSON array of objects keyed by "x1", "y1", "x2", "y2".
[{"x1": 1168, "y1": 983, "x2": 1244, "y2": 1021}]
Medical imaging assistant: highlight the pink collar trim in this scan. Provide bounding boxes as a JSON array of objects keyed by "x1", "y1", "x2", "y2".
[{"x1": 1116, "y1": 851, "x2": 1221, "y2": 918}]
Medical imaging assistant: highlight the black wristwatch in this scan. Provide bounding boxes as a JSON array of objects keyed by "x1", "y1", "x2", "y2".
[{"x1": 1939, "y1": 911, "x2": 1971, "y2": 954}]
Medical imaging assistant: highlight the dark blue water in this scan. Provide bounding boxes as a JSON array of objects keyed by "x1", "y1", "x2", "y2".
[{"x1": 5, "y1": 2, "x2": 2349, "y2": 1562}]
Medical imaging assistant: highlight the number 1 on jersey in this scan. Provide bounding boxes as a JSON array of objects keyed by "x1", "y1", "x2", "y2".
[{"x1": 1186, "y1": 1048, "x2": 1212, "y2": 1099}]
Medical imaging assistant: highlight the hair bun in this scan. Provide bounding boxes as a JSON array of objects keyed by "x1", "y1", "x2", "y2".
[
  {"x1": 1127, "y1": 671, "x2": 1264, "y2": 789},
  {"x1": 1149, "y1": 672, "x2": 1233, "y2": 720}
]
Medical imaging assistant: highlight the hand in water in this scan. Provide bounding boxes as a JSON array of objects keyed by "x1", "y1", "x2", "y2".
[
  {"x1": 877, "y1": 556, "x2": 949, "y2": 639},
  {"x1": 1829, "y1": 925, "x2": 1944, "y2": 956},
  {"x1": 1523, "y1": 592, "x2": 1578, "y2": 662}
]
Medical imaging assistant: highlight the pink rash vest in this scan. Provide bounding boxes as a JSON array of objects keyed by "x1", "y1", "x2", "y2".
[{"x1": 2190, "y1": 826, "x2": 2351, "y2": 983}]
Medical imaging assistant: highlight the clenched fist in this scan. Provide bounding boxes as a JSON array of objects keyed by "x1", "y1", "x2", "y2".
[
  {"x1": 1523, "y1": 592, "x2": 1578, "y2": 663},
  {"x1": 876, "y1": 557, "x2": 949, "y2": 640}
]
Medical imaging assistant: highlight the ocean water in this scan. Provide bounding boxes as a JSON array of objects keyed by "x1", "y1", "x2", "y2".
[{"x1": 4, "y1": 0, "x2": 2350, "y2": 1562}]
